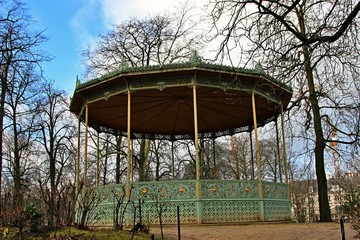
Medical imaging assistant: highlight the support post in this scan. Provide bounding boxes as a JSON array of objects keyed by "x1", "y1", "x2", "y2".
[
  {"x1": 172, "y1": 140, "x2": 175, "y2": 180},
  {"x1": 212, "y1": 137, "x2": 216, "y2": 179},
  {"x1": 84, "y1": 103, "x2": 88, "y2": 185},
  {"x1": 275, "y1": 118, "x2": 283, "y2": 183},
  {"x1": 193, "y1": 79, "x2": 202, "y2": 224},
  {"x1": 251, "y1": 85, "x2": 264, "y2": 221},
  {"x1": 126, "y1": 89, "x2": 132, "y2": 201},
  {"x1": 177, "y1": 206, "x2": 181, "y2": 240},
  {"x1": 75, "y1": 109, "x2": 83, "y2": 225},
  {"x1": 76, "y1": 118, "x2": 81, "y2": 194},
  {"x1": 280, "y1": 103, "x2": 290, "y2": 199},
  {"x1": 139, "y1": 199, "x2": 142, "y2": 224},
  {"x1": 96, "y1": 131, "x2": 100, "y2": 186},
  {"x1": 249, "y1": 130, "x2": 255, "y2": 180}
]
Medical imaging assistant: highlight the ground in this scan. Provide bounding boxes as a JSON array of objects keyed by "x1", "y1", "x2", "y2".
[
  {"x1": 1, "y1": 222, "x2": 358, "y2": 239},
  {"x1": 151, "y1": 222, "x2": 359, "y2": 240}
]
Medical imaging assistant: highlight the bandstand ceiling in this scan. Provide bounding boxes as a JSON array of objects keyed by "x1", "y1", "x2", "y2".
[{"x1": 70, "y1": 62, "x2": 292, "y2": 140}]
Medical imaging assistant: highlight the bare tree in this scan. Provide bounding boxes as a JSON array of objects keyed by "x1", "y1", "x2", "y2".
[
  {"x1": 208, "y1": 0, "x2": 360, "y2": 222},
  {"x1": 147, "y1": 140, "x2": 172, "y2": 181},
  {"x1": 82, "y1": 3, "x2": 203, "y2": 182},
  {"x1": 259, "y1": 139, "x2": 280, "y2": 182},
  {"x1": 112, "y1": 185, "x2": 131, "y2": 230},
  {"x1": 4, "y1": 61, "x2": 42, "y2": 208},
  {"x1": 83, "y1": 3, "x2": 202, "y2": 78},
  {"x1": 0, "y1": 0, "x2": 49, "y2": 211},
  {"x1": 101, "y1": 133, "x2": 126, "y2": 184},
  {"x1": 199, "y1": 138, "x2": 218, "y2": 179},
  {"x1": 36, "y1": 82, "x2": 76, "y2": 226},
  {"x1": 228, "y1": 135, "x2": 253, "y2": 180},
  {"x1": 87, "y1": 131, "x2": 127, "y2": 184}
]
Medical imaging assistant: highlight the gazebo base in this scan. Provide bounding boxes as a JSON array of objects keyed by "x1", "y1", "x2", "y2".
[{"x1": 86, "y1": 180, "x2": 291, "y2": 226}]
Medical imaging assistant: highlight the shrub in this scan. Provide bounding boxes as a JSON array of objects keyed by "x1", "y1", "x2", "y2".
[
  {"x1": 341, "y1": 189, "x2": 360, "y2": 236},
  {"x1": 23, "y1": 205, "x2": 43, "y2": 232}
]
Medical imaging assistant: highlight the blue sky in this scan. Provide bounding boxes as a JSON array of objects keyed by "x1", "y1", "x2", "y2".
[
  {"x1": 27, "y1": 0, "x2": 103, "y2": 93},
  {"x1": 25, "y1": 0, "x2": 208, "y2": 94}
]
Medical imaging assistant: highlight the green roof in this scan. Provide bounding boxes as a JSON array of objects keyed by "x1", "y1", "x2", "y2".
[{"x1": 75, "y1": 61, "x2": 292, "y2": 93}]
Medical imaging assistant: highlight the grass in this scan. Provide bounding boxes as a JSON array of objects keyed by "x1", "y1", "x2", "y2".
[{"x1": 0, "y1": 227, "x2": 151, "y2": 240}]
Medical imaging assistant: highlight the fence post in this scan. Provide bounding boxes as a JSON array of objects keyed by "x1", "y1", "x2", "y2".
[
  {"x1": 340, "y1": 218, "x2": 345, "y2": 240},
  {"x1": 177, "y1": 206, "x2": 181, "y2": 240},
  {"x1": 139, "y1": 199, "x2": 142, "y2": 224}
]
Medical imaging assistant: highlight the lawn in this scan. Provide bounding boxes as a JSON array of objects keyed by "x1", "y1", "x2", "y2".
[{"x1": 0, "y1": 227, "x2": 151, "y2": 240}]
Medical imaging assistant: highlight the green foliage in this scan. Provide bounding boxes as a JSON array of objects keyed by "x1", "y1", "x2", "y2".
[
  {"x1": 2, "y1": 228, "x2": 9, "y2": 238},
  {"x1": 5, "y1": 205, "x2": 43, "y2": 233},
  {"x1": 341, "y1": 189, "x2": 360, "y2": 235},
  {"x1": 23, "y1": 205, "x2": 43, "y2": 232}
]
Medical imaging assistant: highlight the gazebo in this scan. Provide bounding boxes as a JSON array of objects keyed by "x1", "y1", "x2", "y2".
[{"x1": 70, "y1": 60, "x2": 293, "y2": 225}]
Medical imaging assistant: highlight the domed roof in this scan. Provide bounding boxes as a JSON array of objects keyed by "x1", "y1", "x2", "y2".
[{"x1": 70, "y1": 62, "x2": 292, "y2": 140}]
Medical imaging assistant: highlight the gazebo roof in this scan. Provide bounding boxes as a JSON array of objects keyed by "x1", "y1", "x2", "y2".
[{"x1": 70, "y1": 61, "x2": 292, "y2": 140}]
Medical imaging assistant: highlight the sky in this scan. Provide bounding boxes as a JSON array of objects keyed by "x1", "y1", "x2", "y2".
[
  {"x1": 26, "y1": 0, "x2": 208, "y2": 94},
  {"x1": 22, "y1": 1, "x2": 348, "y2": 176}
]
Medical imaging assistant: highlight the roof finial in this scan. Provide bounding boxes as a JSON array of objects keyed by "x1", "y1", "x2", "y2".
[
  {"x1": 255, "y1": 63, "x2": 264, "y2": 73},
  {"x1": 189, "y1": 50, "x2": 203, "y2": 64},
  {"x1": 76, "y1": 75, "x2": 80, "y2": 86},
  {"x1": 119, "y1": 58, "x2": 129, "y2": 71}
]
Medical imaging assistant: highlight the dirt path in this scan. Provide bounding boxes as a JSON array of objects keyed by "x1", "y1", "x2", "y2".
[{"x1": 151, "y1": 222, "x2": 359, "y2": 240}]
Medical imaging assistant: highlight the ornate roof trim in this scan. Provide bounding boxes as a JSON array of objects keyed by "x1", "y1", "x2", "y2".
[{"x1": 75, "y1": 61, "x2": 292, "y2": 93}]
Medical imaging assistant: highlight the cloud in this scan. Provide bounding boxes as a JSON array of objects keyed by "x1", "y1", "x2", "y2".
[
  {"x1": 69, "y1": 0, "x2": 103, "y2": 50},
  {"x1": 99, "y1": 0, "x2": 207, "y2": 28},
  {"x1": 69, "y1": 0, "x2": 211, "y2": 61},
  {"x1": 70, "y1": 0, "x2": 188, "y2": 48},
  {"x1": 70, "y1": 0, "x2": 210, "y2": 44}
]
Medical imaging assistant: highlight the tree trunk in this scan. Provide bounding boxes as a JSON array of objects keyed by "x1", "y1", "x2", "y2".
[
  {"x1": 13, "y1": 116, "x2": 22, "y2": 208},
  {"x1": 49, "y1": 144, "x2": 56, "y2": 226},
  {"x1": 138, "y1": 139, "x2": 150, "y2": 181},
  {"x1": 0, "y1": 82, "x2": 5, "y2": 212},
  {"x1": 115, "y1": 135, "x2": 122, "y2": 184},
  {"x1": 296, "y1": 5, "x2": 332, "y2": 222},
  {"x1": 302, "y1": 45, "x2": 332, "y2": 222},
  {"x1": 103, "y1": 137, "x2": 109, "y2": 185},
  {"x1": 0, "y1": 62, "x2": 10, "y2": 212}
]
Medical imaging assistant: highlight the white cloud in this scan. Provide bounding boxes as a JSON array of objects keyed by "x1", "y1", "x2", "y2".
[
  {"x1": 69, "y1": 0, "x2": 103, "y2": 50},
  {"x1": 69, "y1": 0, "x2": 216, "y2": 64},
  {"x1": 70, "y1": 0, "x2": 210, "y2": 44},
  {"x1": 100, "y1": 0, "x2": 208, "y2": 28}
]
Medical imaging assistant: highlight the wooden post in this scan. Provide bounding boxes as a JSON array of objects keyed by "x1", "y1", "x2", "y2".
[
  {"x1": 193, "y1": 83, "x2": 200, "y2": 181},
  {"x1": 126, "y1": 89, "x2": 132, "y2": 201},
  {"x1": 251, "y1": 85, "x2": 264, "y2": 221},
  {"x1": 193, "y1": 78, "x2": 202, "y2": 224}
]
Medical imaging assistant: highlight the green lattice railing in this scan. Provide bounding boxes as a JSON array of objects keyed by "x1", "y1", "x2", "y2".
[{"x1": 86, "y1": 180, "x2": 291, "y2": 226}]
